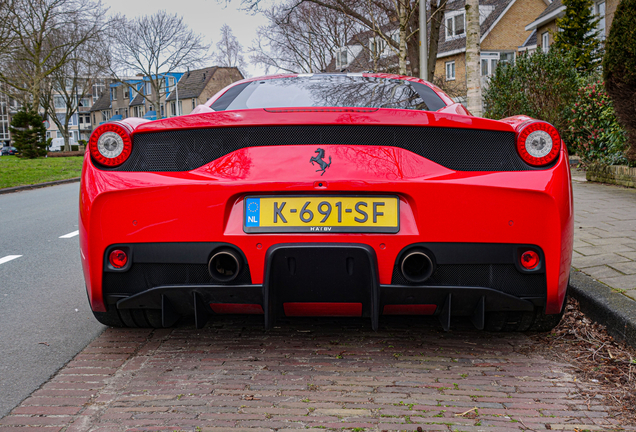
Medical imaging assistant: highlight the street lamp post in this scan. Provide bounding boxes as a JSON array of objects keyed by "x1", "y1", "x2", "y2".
[{"x1": 420, "y1": 0, "x2": 428, "y2": 80}]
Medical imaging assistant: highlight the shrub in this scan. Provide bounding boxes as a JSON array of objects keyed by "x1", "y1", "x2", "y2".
[
  {"x1": 9, "y1": 105, "x2": 48, "y2": 159},
  {"x1": 569, "y1": 79, "x2": 627, "y2": 165},
  {"x1": 603, "y1": 0, "x2": 636, "y2": 162},
  {"x1": 483, "y1": 49, "x2": 580, "y2": 149}
]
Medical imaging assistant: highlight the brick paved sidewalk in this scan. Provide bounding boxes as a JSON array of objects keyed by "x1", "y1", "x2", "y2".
[
  {"x1": 1, "y1": 316, "x2": 632, "y2": 432},
  {"x1": 572, "y1": 170, "x2": 636, "y2": 299}
]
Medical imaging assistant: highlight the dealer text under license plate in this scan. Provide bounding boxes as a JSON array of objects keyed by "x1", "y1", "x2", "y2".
[{"x1": 244, "y1": 196, "x2": 399, "y2": 233}]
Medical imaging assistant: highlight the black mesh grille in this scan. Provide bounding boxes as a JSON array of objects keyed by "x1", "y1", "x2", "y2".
[
  {"x1": 391, "y1": 264, "x2": 546, "y2": 298},
  {"x1": 99, "y1": 125, "x2": 538, "y2": 172},
  {"x1": 103, "y1": 263, "x2": 252, "y2": 295}
]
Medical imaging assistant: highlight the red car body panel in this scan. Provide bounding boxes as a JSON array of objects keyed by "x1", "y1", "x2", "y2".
[{"x1": 80, "y1": 74, "x2": 573, "y2": 324}]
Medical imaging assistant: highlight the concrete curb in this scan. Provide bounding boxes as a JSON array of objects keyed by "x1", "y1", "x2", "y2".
[
  {"x1": 0, "y1": 177, "x2": 80, "y2": 195},
  {"x1": 569, "y1": 269, "x2": 636, "y2": 348}
]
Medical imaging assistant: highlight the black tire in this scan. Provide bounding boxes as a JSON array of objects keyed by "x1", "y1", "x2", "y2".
[
  {"x1": 92, "y1": 307, "x2": 169, "y2": 328},
  {"x1": 485, "y1": 306, "x2": 565, "y2": 332},
  {"x1": 485, "y1": 289, "x2": 568, "y2": 332}
]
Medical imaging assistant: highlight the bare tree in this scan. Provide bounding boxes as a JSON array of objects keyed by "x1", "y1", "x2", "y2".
[
  {"x1": 213, "y1": 24, "x2": 246, "y2": 73},
  {"x1": 465, "y1": 0, "x2": 481, "y2": 115},
  {"x1": 250, "y1": 0, "x2": 446, "y2": 80},
  {"x1": 250, "y1": 2, "x2": 360, "y2": 74},
  {"x1": 41, "y1": 38, "x2": 108, "y2": 151},
  {"x1": 0, "y1": 0, "x2": 107, "y2": 108},
  {"x1": 109, "y1": 10, "x2": 210, "y2": 118}
]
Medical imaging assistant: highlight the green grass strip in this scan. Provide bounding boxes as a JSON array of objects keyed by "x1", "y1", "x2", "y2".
[{"x1": 0, "y1": 155, "x2": 84, "y2": 189}]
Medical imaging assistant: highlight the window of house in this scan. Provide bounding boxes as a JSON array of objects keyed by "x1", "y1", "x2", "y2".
[
  {"x1": 92, "y1": 80, "x2": 105, "y2": 102},
  {"x1": 102, "y1": 110, "x2": 111, "y2": 121},
  {"x1": 92, "y1": 113, "x2": 96, "y2": 124},
  {"x1": 445, "y1": 61, "x2": 456, "y2": 80},
  {"x1": 110, "y1": 87, "x2": 117, "y2": 100},
  {"x1": 124, "y1": 109, "x2": 128, "y2": 119},
  {"x1": 480, "y1": 52, "x2": 500, "y2": 76},
  {"x1": 54, "y1": 95, "x2": 65, "y2": 109},
  {"x1": 124, "y1": 87, "x2": 129, "y2": 99},
  {"x1": 79, "y1": 97, "x2": 91, "y2": 107},
  {"x1": 542, "y1": 32, "x2": 549, "y2": 53},
  {"x1": 596, "y1": 1, "x2": 606, "y2": 40},
  {"x1": 335, "y1": 47, "x2": 349, "y2": 69},
  {"x1": 370, "y1": 37, "x2": 387, "y2": 57},
  {"x1": 500, "y1": 52, "x2": 515, "y2": 66},
  {"x1": 445, "y1": 11, "x2": 465, "y2": 40},
  {"x1": 145, "y1": 82, "x2": 152, "y2": 95},
  {"x1": 160, "y1": 104, "x2": 164, "y2": 118},
  {"x1": 170, "y1": 101, "x2": 176, "y2": 116},
  {"x1": 56, "y1": 131, "x2": 63, "y2": 138},
  {"x1": 178, "y1": 101, "x2": 182, "y2": 116},
  {"x1": 192, "y1": 98, "x2": 196, "y2": 110}
]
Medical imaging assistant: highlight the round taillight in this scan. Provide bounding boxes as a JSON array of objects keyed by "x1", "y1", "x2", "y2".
[
  {"x1": 516, "y1": 121, "x2": 561, "y2": 166},
  {"x1": 89, "y1": 122, "x2": 132, "y2": 167},
  {"x1": 109, "y1": 249, "x2": 128, "y2": 268},
  {"x1": 520, "y1": 250, "x2": 540, "y2": 270}
]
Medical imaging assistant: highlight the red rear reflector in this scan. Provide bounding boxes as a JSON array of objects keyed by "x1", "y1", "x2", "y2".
[
  {"x1": 209, "y1": 304, "x2": 264, "y2": 314},
  {"x1": 108, "y1": 249, "x2": 127, "y2": 268},
  {"x1": 283, "y1": 302, "x2": 363, "y2": 317},
  {"x1": 520, "y1": 250, "x2": 540, "y2": 270},
  {"x1": 383, "y1": 304, "x2": 437, "y2": 315}
]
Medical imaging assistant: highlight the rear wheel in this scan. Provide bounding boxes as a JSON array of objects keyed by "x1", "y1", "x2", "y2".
[
  {"x1": 92, "y1": 307, "x2": 169, "y2": 328},
  {"x1": 485, "y1": 300, "x2": 567, "y2": 332}
]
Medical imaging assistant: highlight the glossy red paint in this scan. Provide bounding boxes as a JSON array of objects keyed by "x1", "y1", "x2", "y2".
[
  {"x1": 209, "y1": 304, "x2": 264, "y2": 314},
  {"x1": 283, "y1": 302, "x2": 363, "y2": 317},
  {"x1": 80, "y1": 73, "x2": 574, "y2": 318},
  {"x1": 383, "y1": 304, "x2": 437, "y2": 315}
]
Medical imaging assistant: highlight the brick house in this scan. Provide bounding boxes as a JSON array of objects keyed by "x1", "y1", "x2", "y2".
[
  {"x1": 165, "y1": 67, "x2": 244, "y2": 116},
  {"x1": 90, "y1": 67, "x2": 243, "y2": 129},
  {"x1": 524, "y1": 0, "x2": 618, "y2": 53},
  {"x1": 434, "y1": 0, "x2": 549, "y2": 101}
]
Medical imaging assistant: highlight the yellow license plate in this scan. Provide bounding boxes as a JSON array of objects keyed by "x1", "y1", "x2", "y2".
[{"x1": 244, "y1": 196, "x2": 399, "y2": 233}]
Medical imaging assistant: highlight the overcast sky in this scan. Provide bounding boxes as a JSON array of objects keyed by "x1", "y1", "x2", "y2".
[{"x1": 101, "y1": 0, "x2": 274, "y2": 77}]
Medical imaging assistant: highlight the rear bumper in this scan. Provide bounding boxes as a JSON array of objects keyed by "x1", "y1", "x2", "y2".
[
  {"x1": 104, "y1": 242, "x2": 546, "y2": 330},
  {"x1": 80, "y1": 146, "x2": 573, "y2": 316}
]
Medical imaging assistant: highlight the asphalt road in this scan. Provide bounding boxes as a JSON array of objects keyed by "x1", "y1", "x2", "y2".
[{"x1": 0, "y1": 183, "x2": 104, "y2": 418}]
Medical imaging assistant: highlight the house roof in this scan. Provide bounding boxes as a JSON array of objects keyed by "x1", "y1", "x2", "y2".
[
  {"x1": 89, "y1": 92, "x2": 110, "y2": 112},
  {"x1": 519, "y1": 28, "x2": 537, "y2": 50},
  {"x1": 525, "y1": 0, "x2": 564, "y2": 31},
  {"x1": 166, "y1": 67, "x2": 231, "y2": 101},
  {"x1": 437, "y1": 0, "x2": 516, "y2": 57},
  {"x1": 129, "y1": 93, "x2": 145, "y2": 107}
]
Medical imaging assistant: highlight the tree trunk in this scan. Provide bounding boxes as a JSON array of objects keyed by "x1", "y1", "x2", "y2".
[
  {"x1": 427, "y1": 0, "x2": 446, "y2": 82},
  {"x1": 398, "y1": 2, "x2": 407, "y2": 75},
  {"x1": 465, "y1": 0, "x2": 482, "y2": 116},
  {"x1": 63, "y1": 129, "x2": 70, "y2": 152}
]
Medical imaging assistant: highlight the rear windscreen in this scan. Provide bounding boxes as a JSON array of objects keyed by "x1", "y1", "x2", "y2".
[{"x1": 211, "y1": 75, "x2": 447, "y2": 112}]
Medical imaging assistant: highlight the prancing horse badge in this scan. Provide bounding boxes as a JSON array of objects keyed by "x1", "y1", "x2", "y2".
[{"x1": 309, "y1": 148, "x2": 332, "y2": 176}]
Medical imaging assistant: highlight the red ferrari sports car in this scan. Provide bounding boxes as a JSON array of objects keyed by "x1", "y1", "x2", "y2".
[{"x1": 80, "y1": 73, "x2": 573, "y2": 332}]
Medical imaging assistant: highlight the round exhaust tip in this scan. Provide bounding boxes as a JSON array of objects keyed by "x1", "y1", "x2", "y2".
[
  {"x1": 400, "y1": 250, "x2": 434, "y2": 283},
  {"x1": 208, "y1": 248, "x2": 241, "y2": 282}
]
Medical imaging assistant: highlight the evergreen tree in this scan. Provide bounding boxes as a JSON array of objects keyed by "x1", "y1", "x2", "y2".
[
  {"x1": 552, "y1": 0, "x2": 601, "y2": 72},
  {"x1": 9, "y1": 105, "x2": 48, "y2": 159},
  {"x1": 603, "y1": 0, "x2": 636, "y2": 163}
]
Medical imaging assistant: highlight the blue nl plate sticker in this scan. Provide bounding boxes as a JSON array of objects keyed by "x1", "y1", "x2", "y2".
[{"x1": 245, "y1": 197, "x2": 261, "y2": 227}]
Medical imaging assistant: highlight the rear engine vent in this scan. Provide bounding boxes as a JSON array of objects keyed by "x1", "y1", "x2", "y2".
[{"x1": 98, "y1": 125, "x2": 538, "y2": 172}]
